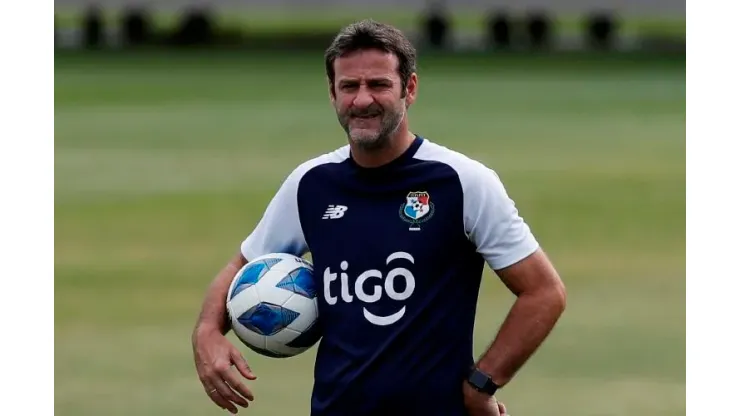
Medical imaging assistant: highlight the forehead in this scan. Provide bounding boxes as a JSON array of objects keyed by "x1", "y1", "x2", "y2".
[{"x1": 333, "y1": 49, "x2": 400, "y2": 81}]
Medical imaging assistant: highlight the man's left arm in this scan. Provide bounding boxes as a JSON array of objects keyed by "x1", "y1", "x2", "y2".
[
  {"x1": 460, "y1": 162, "x2": 566, "y2": 410},
  {"x1": 475, "y1": 248, "x2": 566, "y2": 387}
]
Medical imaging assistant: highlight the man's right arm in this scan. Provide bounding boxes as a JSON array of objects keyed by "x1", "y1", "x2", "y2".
[
  {"x1": 193, "y1": 251, "x2": 248, "y2": 338},
  {"x1": 192, "y1": 161, "x2": 312, "y2": 413},
  {"x1": 191, "y1": 250, "x2": 256, "y2": 414},
  {"x1": 194, "y1": 157, "x2": 312, "y2": 339}
]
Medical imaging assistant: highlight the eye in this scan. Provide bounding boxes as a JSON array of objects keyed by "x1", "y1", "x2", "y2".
[
  {"x1": 339, "y1": 82, "x2": 359, "y2": 92},
  {"x1": 368, "y1": 80, "x2": 392, "y2": 89}
]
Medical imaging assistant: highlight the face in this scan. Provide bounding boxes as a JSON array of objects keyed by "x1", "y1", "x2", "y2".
[{"x1": 330, "y1": 49, "x2": 417, "y2": 151}]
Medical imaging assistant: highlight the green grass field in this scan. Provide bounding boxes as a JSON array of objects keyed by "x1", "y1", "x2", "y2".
[{"x1": 55, "y1": 51, "x2": 685, "y2": 415}]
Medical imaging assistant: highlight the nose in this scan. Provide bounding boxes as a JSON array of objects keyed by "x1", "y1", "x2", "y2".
[{"x1": 352, "y1": 86, "x2": 374, "y2": 109}]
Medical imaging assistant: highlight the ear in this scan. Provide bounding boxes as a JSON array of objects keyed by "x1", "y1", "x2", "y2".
[
  {"x1": 404, "y1": 73, "x2": 418, "y2": 107},
  {"x1": 327, "y1": 77, "x2": 336, "y2": 105}
]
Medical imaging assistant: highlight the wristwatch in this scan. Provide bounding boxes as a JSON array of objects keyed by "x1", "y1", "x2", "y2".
[{"x1": 466, "y1": 366, "x2": 499, "y2": 396}]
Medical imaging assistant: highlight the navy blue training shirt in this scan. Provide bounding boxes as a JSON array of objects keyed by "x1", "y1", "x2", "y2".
[{"x1": 241, "y1": 136, "x2": 539, "y2": 416}]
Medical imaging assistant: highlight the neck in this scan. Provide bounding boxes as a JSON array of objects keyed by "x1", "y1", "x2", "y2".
[{"x1": 350, "y1": 128, "x2": 416, "y2": 169}]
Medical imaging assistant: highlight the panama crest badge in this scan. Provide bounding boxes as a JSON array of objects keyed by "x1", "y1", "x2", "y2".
[{"x1": 399, "y1": 191, "x2": 435, "y2": 231}]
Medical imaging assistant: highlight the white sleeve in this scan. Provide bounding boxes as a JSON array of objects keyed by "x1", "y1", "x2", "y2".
[
  {"x1": 465, "y1": 166, "x2": 539, "y2": 271},
  {"x1": 240, "y1": 168, "x2": 308, "y2": 261}
]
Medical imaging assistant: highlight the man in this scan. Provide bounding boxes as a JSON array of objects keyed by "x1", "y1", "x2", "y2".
[{"x1": 192, "y1": 19, "x2": 566, "y2": 416}]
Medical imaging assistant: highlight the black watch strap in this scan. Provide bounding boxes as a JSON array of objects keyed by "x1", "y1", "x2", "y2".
[{"x1": 466, "y1": 367, "x2": 499, "y2": 396}]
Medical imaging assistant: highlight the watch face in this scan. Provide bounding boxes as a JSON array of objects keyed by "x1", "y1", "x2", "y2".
[{"x1": 470, "y1": 370, "x2": 488, "y2": 387}]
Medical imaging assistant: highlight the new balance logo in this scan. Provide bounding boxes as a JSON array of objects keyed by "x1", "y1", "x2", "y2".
[{"x1": 322, "y1": 205, "x2": 348, "y2": 219}]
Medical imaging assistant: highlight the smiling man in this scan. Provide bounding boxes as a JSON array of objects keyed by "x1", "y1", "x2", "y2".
[{"x1": 192, "y1": 19, "x2": 567, "y2": 416}]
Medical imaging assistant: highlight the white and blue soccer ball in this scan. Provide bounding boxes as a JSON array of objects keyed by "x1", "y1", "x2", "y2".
[{"x1": 226, "y1": 253, "x2": 321, "y2": 358}]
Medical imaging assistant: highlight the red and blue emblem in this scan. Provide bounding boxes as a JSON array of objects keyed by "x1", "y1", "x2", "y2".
[{"x1": 400, "y1": 191, "x2": 435, "y2": 231}]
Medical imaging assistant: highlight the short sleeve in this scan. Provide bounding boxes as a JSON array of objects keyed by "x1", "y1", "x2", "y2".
[
  {"x1": 464, "y1": 166, "x2": 539, "y2": 271},
  {"x1": 240, "y1": 168, "x2": 309, "y2": 261}
]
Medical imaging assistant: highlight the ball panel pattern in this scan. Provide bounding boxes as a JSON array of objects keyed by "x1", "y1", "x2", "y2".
[
  {"x1": 276, "y1": 266, "x2": 317, "y2": 298},
  {"x1": 245, "y1": 342, "x2": 293, "y2": 359},
  {"x1": 230, "y1": 257, "x2": 283, "y2": 299},
  {"x1": 236, "y1": 301, "x2": 301, "y2": 336},
  {"x1": 285, "y1": 320, "x2": 322, "y2": 349}
]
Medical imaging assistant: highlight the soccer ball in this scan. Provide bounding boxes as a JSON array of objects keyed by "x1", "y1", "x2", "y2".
[{"x1": 225, "y1": 253, "x2": 321, "y2": 358}]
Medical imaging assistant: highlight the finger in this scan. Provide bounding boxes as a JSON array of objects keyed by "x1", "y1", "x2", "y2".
[
  {"x1": 231, "y1": 349, "x2": 257, "y2": 380},
  {"x1": 497, "y1": 400, "x2": 507, "y2": 415},
  {"x1": 206, "y1": 385, "x2": 237, "y2": 414},
  {"x1": 223, "y1": 366, "x2": 255, "y2": 402},
  {"x1": 213, "y1": 377, "x2": 249, "y2": 411}
]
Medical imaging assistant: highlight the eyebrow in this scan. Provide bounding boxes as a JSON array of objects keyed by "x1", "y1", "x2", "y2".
[{"x1": 338, "y1": 77, "x2": 394, "y2": 85}]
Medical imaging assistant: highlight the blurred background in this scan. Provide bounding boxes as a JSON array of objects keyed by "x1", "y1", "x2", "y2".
[{"x1": 54, "y1": 0, "x2": 685, "y2": 415}]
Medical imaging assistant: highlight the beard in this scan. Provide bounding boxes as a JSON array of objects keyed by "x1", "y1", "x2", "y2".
[{"x1": 337, "y1": 102, "x2": 405, "y2": 151}]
